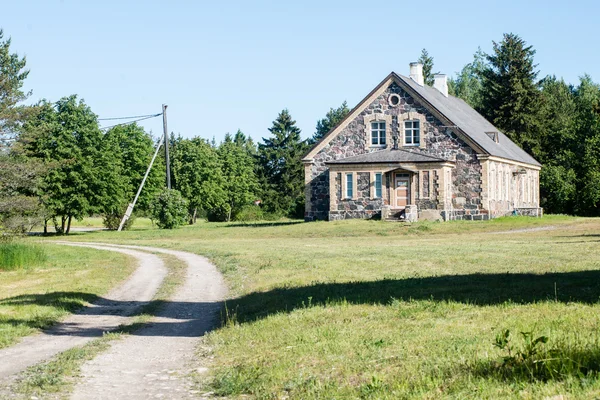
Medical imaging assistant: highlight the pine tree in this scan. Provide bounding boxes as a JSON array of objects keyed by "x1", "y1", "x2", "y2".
[
  {"x1": 310, "y1": 101, "x2": 350, "y2": 145},
  {"x1": 0, "y1": 29, "x2": 44, "y2": 234},
  {"x1": 257, "y1": 109, "x2": 308, "y2": 217},
  {"x1": 479, "y1": 33, "x2": 541, "y2": 155},
  {"x1": 0, "y1": 29, "x2": 29, "y2": 142}
]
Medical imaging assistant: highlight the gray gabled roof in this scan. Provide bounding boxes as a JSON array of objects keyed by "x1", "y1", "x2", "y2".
[
  {"x1": 395, "y1": 73, "x2": 541, "y2": 166},
  {"x1": 327, "y1": 148, "x2": 447, "y2": 164}
]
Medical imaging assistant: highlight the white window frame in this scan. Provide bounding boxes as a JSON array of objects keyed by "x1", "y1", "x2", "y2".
[
  {"x1": 345, "y1": 173, "x2": 353, "y2": 199},
  {"x1": 374, "y1": 172, "x2": 382, "y2": 198},
  {"x1": 404, "y1": 120, "x2": 421, "y2": 146},
  {"x1": 370, "y1": 121, "x2": 386, "y2": 147}
]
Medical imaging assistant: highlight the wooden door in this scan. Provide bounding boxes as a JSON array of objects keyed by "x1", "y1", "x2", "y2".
[{"x1": 395, "y1": 175, "x2": 410, "y2": 208}]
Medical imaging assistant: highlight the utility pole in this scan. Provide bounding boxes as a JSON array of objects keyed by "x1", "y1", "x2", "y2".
[
  {"x1": 117, "y1": 139, "x2": 163, "y2": 231},
  {"x1": 163, "y1": 104, "x2": 171, "y2": 189}
]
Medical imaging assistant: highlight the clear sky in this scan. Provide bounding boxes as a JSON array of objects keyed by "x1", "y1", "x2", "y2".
[{"x1": 3, "y1": 0, "x2": 598, "y2": 143}]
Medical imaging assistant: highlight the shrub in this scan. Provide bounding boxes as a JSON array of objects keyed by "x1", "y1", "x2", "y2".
[
  {"x1": 233, "y1": 205, "x2": 265, "y2": 222},
  {"x1": 0, "y1": 242, "x2": 47, "y2": 270},
  {"x1": 149, "y1": 189, "x2": 189, "y2": 229},
  {"x1": 102, "y1": 212, "x2": 135, "y2": 231}
]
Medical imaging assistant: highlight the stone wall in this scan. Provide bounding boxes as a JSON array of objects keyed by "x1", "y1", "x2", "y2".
[
  {"x1": 330, "y1": 172, "x2": 385, "y2": 220},
  {"x1": 305, "y1": 80, "x2": 483, "y2": 221}
]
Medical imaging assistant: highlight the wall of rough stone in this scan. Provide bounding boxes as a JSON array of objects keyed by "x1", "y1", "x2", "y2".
[
  {"x1": 305, "y1": 81, "x2": 483, "y2": 221},
  {"x1": 330, "y1": 172, "x2": 385, "y2": 220}
]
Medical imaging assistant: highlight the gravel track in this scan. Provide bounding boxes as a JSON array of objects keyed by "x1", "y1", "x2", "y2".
[
  {"x1": 0, "y1": 244, "x2": 167, "y2": 382},
  {"x1": 68, "y1": 244, "x2": 227, "y2": 399}
]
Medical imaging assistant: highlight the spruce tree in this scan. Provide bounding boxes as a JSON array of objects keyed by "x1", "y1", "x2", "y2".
[
  {"x1": 418, "y1": 49, "x2": 438, "y2": 86},
  {"x1": 257, "y1": 109, "x2": 308, "y2": 217},
  {"x1": 310, "y1": 101, "x2": 350, "y2": 145},
  {"x1": 479, "y1": 33, "x2": 541, "y2": 154}
]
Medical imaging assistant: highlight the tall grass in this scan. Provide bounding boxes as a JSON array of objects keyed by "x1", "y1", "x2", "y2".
[{"x1": 0, "y1": 242, "x2": 47, "y2": 270}]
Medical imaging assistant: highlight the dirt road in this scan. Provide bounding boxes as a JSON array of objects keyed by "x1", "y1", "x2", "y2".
[{"x1": 0, "y1": 243, "x2": 227, "y2": 399}]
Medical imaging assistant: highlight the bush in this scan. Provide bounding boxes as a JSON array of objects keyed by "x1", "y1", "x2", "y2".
[
  {"x1": 149, "y1": 189, "x2": 189, "y2": 229},
  {"x1": 0, "y1": 242, "x2": 47, "y2": 270},
  {"x1": 102, "y1": 212, "x2": 135, "y2": 231},
  {"x1": 233, "y1": 205, "x2": 265, "y2": 222}
]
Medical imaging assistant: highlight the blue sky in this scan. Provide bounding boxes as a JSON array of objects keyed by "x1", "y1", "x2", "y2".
[{"x1": 3, "y1": 0, "x2": 598, "y2": 143}]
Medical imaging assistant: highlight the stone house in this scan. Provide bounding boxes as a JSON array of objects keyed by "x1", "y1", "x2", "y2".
[{"x1": 303, "y1": 63, "x2": 542, "y2": 221}]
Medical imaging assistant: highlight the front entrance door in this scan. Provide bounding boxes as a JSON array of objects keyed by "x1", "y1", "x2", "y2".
[{"x1": 395, "y1": 174, "x2": 410, "y2": 208}]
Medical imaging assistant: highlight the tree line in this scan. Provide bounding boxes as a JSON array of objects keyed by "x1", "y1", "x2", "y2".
[{"x1": 1, "y1": 30, "x2": 599, "y2": 234}]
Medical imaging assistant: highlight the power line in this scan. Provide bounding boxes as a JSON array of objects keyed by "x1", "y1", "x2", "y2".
[
  {"x1": 98, "y1": 113, "x2": 162, "y2": 121},
  {"x1": 99, "y1": 113, "x2": 162, "y2": 131}
]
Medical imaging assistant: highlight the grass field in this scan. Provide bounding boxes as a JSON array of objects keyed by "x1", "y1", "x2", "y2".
[
  {"x1": 47, "y1": 214, "x2": 600, "y2": 398},
  {"x1": 0, "y1": 243, "x2": 135, "y2": 349}
]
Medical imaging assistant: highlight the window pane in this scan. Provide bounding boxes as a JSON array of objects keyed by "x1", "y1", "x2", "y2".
[
  {"x1": 371, "y1": 122, "x2": 378, "y2": 129},
  {"x1": 379, "y1": 122, "x2": 386, "y2": 130},
  {"x1": 414, "y1": 121, "x2": 420, "y2": 128},
  {"x1": 405, "y1": 121, "x2": 411, "y2": 128},
  {"x1": 406, "y1": 136, "x2": 412, "y2": 144},
  {"x1": 414, "y1": 129, "x2": 420, "y2": 144},
  {"x1": 375, "y1": 173, "x2": 382, "y2": 198},
  {"x1": 380, "y1": 135, "x2": 386, "y2": 145},
  {"x1": 372, "y1": 136, "x2": 378, "y2": 145}
]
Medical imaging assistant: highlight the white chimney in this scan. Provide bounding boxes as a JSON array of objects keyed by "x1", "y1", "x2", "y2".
[
  {"x1": 409, "y1": 62, "x2": 424, "y2": 86},
  {"x1": 433, "y1": 74, "x2": 448, "y2": 97}
]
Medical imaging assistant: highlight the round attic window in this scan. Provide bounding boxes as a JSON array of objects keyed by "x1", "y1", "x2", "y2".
[{"x1": 388, "y1": 94, "x2": 401, "y2": 107}]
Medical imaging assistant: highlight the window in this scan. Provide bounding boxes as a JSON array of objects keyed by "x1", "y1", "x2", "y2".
[
  {"x1": 371, "y1": 121, "x2": 386, "y2": 146},
  {"x1": 404, "y1": 120, "x2": 420, "y2": 146},
  {"x1": 346, "y1": 173, "x2": 353, "y2": 198},
  {"x1": 375, "y1": 173, "x2": 382, "y2": 198},
  {"x1": 388, "y1": 94, "x2": 401, "y2": 107}
]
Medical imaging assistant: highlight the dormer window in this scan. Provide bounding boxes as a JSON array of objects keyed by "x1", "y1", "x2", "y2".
[
  {"x1": 404, "y1": 120, "x2": 420, "y2": 146},
  {"x1": 371, "y1": 121, "x2": 386, "y2": 146}
]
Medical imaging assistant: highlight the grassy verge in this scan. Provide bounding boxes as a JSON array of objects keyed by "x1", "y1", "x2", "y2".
[
  {"x1": 0, "y1": 242, "x2": 47, "y2": 270},
  {"x1": 0, "y1": 244, "x2": 135, "y2": 349},
  {"x1": 12, "y1": 253, "x2": 187, "y2": 398},
  {"x1": 49, "y1": 215, "x2": 600, "y2": 398}
]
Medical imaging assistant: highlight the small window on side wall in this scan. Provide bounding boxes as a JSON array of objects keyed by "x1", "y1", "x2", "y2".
[
  {"x1": 371, "y1": 121, "x2": 386, "y2": 146},
  {"x1": 346, "y1": 173, "x2": 353, "y2": 198},
  {"x1": 404, "y1": 120, "x2": 420, "y2": 146},
  {"x1": 374, "y1": 173, "x2": 382, "y2": 198}
]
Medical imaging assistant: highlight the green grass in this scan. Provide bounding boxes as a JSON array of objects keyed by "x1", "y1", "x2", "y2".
[
  {"x1": 49, "y1": 215, "x2": 600, "y2": 399},
  {"x1": 0, "y1": 244, "x2": 135, "y2": 349},
  {"x1": 0, "y1": 242, "x2": 47, "y2": 270}
]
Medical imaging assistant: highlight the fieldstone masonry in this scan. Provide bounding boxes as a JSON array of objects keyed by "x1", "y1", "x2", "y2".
[{"x1": 304, "y1": 77, "x2": 541, "y2": 221}]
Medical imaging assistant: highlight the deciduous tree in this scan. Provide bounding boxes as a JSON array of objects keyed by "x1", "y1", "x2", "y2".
[
  {"x1": 171, "y1": 136, "x2": 226, "y2": 222},
  {"x1": 218, "y1": 132, "x2": 259, "y2": 221},
  {"x1": 22, "y1": 96, "x2": 104, "y2": 234}
]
